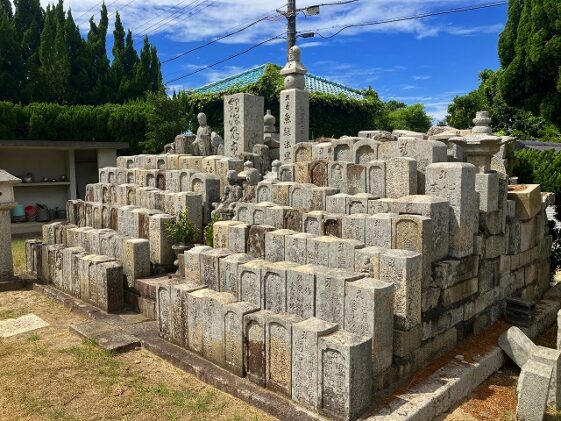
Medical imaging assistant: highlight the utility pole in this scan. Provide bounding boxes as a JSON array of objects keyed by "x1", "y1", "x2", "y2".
[
  {"x1": 279, "y1": 1, "x2": 358, "y2": 55},
  {"x1": 287, "y1": 0, "x2": 297, "y2": 50}
]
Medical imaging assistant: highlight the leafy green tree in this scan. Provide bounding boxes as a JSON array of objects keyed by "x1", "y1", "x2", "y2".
[
  {"x1": 142, "y1": 91, "x2": 189, "y2": 153},
  {"x1": 0, "y1": 9, "x2": 23, "y2": 101},
  {"x1": 110, "y1": 11, "x2": 125, "y2": 102},
  {"x1": 387, "y1": 104, "x2": 432, "y2": 133}
]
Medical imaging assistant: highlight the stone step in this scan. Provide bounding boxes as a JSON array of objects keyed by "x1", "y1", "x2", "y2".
[{"x1": 70, "y1": 319, "x2": 140, "y2": 353}]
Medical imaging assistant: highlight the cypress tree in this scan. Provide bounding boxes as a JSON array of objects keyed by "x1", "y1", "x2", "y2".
[
  {"x1": 64, "y1": 9, "x2": 88, "y2": 104},
  {"x1": 149, "y1": 45, "x2": 163, "y2": 94},
  {"x1": 85, "y1": 3, "x2": 110, "y2": 103},
  {"x1": 134, "y1": 36, "x2": 152, "y2": 97},
  {"x1": 499, "y1": 0, "x2": 561, "y2": 126},
  {"x1": 39, "y1": 3, "x2": 70, "y2": 102},
  {"x1": 119, "y1": 30, "x2": 139, "y2": 101},
  {"x1": 0, "y1": 8, "x2": 23, "y2": 100},
  {"x1": 0, "y1": 0, "x2": 12, "y2": 20},
  {"x1": 111, "y1": 11, "x2": 125, "y2": 102},
  {"x1": 14, "y1": 0, "x2": 44, "y2": 102}
]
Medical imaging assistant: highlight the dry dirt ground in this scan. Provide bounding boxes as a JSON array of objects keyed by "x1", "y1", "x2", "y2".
[
  {"x1": 441, "y1": 324, "x2": 560, "y2": 421},
  {"x1": 0, "y1": 289, "x2": 276, "y2": 421}
]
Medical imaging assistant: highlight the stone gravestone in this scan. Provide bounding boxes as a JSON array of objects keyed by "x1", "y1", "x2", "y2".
[
  {"x1": 280, "y1": 46, "x2": 309, "y2": 163},
  {"x1": 224, "y1": 93, "x2": 264, "y2": 159}
]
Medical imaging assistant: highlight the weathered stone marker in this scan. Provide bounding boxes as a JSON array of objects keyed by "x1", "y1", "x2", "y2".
[
  {"x1": 224, "y1": 93, "x2": 264, "y2": 159},
  {"x1": 279, "y1": 46, "x2": 309, "y2": 163},
  {"x1": 292, "y1": 317, "x2": 338, "y2": 409},
  {"x1": 0, "y1": 170, "x2": 20, "y2": 279}
]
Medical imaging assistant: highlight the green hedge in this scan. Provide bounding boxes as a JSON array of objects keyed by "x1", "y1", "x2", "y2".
[
  {"x1": 0, "y1": 101, "x2": 150, "y2": 154},
  {"x1": 0, "y1": 64, "x2": 430, "y2": 155}
]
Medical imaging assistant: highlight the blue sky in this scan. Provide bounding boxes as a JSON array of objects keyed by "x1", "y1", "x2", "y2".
[{"x1": 43, "y1": 0, "x2": 508, "y2": 121}]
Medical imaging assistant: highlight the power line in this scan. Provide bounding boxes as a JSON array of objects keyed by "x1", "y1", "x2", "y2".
[
  {"x1": 162, "y1": 11, "x2": 280, "y2": 64},
  {"x1": 135, "y1": 0, "x2": 209, "y2": 39},
  {"x1": 164, "y1": 0, "x2": 507, "y2": 85},
  {"x1": 76, "y1": 0, "x2": 120, "y2": 21},
  {"x1": 135, "y1": 0, "x2": 201, "y2": 35},
  {"x1": 310, "y1": 1, "x2": 508, "y2": 39},
  {"x1": 165, "y1": 34, "x2": 284, "y2": 85}
]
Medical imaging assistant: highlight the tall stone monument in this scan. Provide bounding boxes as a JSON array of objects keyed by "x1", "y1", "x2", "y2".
[
  {"x1": 280, "y1": 46, "x2": 309, "y2": 163},
  {"x1": 224, "y1": 93, "x2": 264, "y2": 159},
  {"x1": 0, "y1": 170, "x2": 21, "y2": 279}
]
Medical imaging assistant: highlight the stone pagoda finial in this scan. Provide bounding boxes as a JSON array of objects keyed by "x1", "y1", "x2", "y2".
[
  {"x1": 281, "y1": 45, "x2": 307, "y2": 90},
  {"x1": 264, "y1": 109, "x2": 277, "y2": 134},
  {"x1": 472, "y1": 111, "x2": 493, "y2": 135},
  {"x1": 450, "y1": 111, "x2": 502, "y2": 173}
]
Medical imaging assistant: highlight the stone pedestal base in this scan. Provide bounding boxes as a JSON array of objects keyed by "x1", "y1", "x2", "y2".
[{"x1": 0, "y1": 209, "x2": 14, "y2": 279}]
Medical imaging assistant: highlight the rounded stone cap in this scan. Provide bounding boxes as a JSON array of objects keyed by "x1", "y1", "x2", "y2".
[{"x1": 264, "y1": 110, "x2": 275, "y2": 126}]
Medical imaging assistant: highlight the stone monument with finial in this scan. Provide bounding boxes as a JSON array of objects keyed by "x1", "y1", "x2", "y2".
[
  {"x1": 0, "y1": 170, "x2": 21, "y2": 279},
  {"x1": 280, "y1": 45, "x2": 309, "y2": 163}
]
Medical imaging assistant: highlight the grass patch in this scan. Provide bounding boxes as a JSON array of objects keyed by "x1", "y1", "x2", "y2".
[
  {"x1": 0, "y1": 308, "x2": 26, "y2": 320},
  {"x1": 64, "y1": 339, "x2": 119, "y2": 382},
  {"x1": 27, "y1": 333, "x2": 40, "y2": 342},
  {"x1": 11, "y1": 238, "x2": 29, "y2": 275}
]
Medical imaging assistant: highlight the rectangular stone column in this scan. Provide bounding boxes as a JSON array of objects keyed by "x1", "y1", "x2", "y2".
[
  {"x1": 184, "y1": 245, "x2": 212, "y2": 284},
  {"x1": 265, "y1": 313, "x2": 302, "y2": 396},
  {"x1": 316, "y1": 268, "x2": 364, "y2": 326},
  {"x1": 292, "y1": 317, "x2": 338, "y2": 409},
  {"x1": 344, "y1": 277, "x2": 395, "y2": 374},
  {"x1": 280, "y1": 88, "x2": 309, "y2": 163},
  {"x1": 318, "y1": 331, "x2": 373, "y2": 420},
  {"x1": 224, "y1": 93, "x2": 264, "y2": 159},
  {"x1": 223, "y1": 301, "x2": 259, "y2": 376},
  {"x1": 219, "y1": 253, "x2": 252, "y2": 296},
  {"x1": 244, "y1": 310, "x2": 273, "y2": 386},
  {"x1": 121, "y1": 239, "x2": 150, "y2": 288},
  {"x1": 426, "y1": 163, "x2": 477, "y2": 258},
  {"x1": 379, "y1": 249, "x2": 422, "y2": 331}
]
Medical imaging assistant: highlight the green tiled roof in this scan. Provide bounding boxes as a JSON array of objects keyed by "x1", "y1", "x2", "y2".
[{"x1": 192, "y1": 64, "x2": 366, "y2": 100}]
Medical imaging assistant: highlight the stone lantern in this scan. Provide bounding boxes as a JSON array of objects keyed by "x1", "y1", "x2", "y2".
[
  {"x1": 449, "y1": 111, "x2": 503, "y2": 173},
  {"x1": 0, "y1": 170, "x2": 21, "y2": 279}
]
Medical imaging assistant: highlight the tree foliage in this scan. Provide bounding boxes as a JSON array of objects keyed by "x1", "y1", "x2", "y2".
[
  {"x1": 0, "y1": 0, "x2": 162, "y2": 104},
  {"x1": 447, "y1": 0, "x2": 561, "y2": 141},
  {"x1": 498, "y1": 0, "x2": 561, "y2": 127}
]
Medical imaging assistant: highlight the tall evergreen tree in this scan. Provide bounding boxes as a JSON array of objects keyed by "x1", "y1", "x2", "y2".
[
  {"x1": 64, "y1": 9, "x2": 88, "y2": 104},
  {"x1": 0, "y1": 0, "x2": 12, "y2": 20},
  {"x1": 39, "y1": 3, "x2": 70, "y2": 102},
  {"x1": 499, "y1": 0, "x2": 561, "y2": 126},
  {"x1": 119, "y1": 30, "x2": 139, "y2": 100},
  {"x1": 111, "y1": 11, "x2": 125, "y2": 102},
  {"x1": 85, "y1": 3, "x2": 110, "y2": 103},
  {"x1": 14, "y1": 0, "x2": 44, "y2": 102},
  {"x1": 0, "y1": 8, "x2": 23, "y2": 100}
]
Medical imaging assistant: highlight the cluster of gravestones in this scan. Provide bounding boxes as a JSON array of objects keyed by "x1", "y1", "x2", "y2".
[{"x1": 24, "y1": 47, "x2": 555, "y2": 421}]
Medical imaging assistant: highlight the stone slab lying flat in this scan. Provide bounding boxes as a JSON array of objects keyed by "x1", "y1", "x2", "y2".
[
  {"x1": 0, "y1": 313, "x2": 49, "y2": 338},
  {"x1": 70, "y1": 319, "x2": 140, "y2": 353},
  {"x1": 0, "y1": 277, "x2": 29, "y2": 292}
]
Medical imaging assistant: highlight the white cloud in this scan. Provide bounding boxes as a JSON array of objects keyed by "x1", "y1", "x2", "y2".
[
  {"x1": 413, "y1": 75, "x2": 431, "y2": 81},
  {"x1": 49, "y1": 0, "x2": 505, "y2": 46}
]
